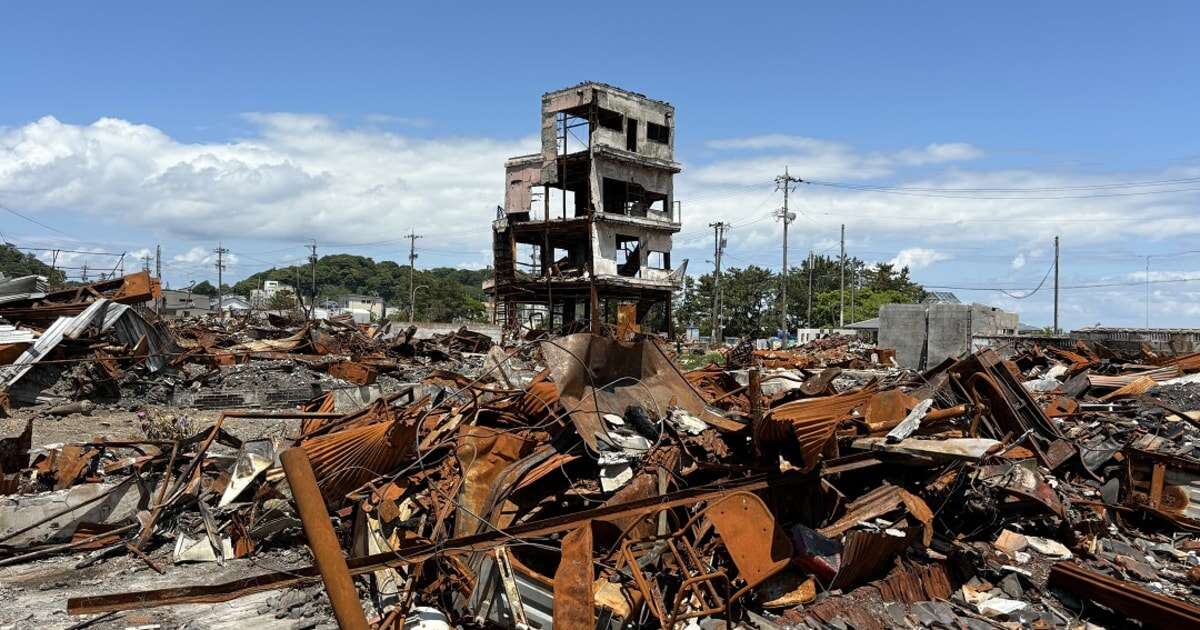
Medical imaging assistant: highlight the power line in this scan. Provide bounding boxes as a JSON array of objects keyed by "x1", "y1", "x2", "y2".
[
  {"x1": 800, "y1": 208, "x2": 1170, "y2": 224},
  {"x1": 13, "y1": 247, "x2": 124, "y2": 256},
  {"x1": 815, "y1": 175, "x2": 1200, "y2": 193},
  {"x1": 804, "y1": 179, "x2": 1200, "y2": 200},
  {"x1": 0, "y1": 203, "x2": 76, "y2": 238},
  {"x1": 925, "y1": 276, "x2": 1200, "y2": 292},
  {"x1": 997, "y1": 259, "x2": 1056, "y2": 300}
]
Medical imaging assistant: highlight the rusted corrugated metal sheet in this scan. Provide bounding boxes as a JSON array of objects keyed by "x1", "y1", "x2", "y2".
[{"x1": 759, "y1": 387, "x2": 876, "y2": 470}]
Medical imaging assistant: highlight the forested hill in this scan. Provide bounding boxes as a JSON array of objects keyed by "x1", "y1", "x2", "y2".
[
  {"x1": 0, "y1": 243, "x2": 66, "y2": 284},
  {"x1": 227, "y1": 254, "x2": 491, "y2": 321}
]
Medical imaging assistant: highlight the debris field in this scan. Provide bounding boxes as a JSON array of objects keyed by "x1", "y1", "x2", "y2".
[{"x1": 2, "y1": 272, "x2": 1200, "y2": 629}]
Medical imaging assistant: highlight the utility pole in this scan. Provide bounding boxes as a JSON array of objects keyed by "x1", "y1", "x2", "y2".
[
  {"x1": 406, "y1": 229, "x2": 423, "y2": 322},
  {"x1": 213, "y1": 242, "x2": 229, "y2": 316},
  {"x1": 307, "y1": 240, "x2": 318, "y2": 319},
  {"x1": 708, "y1": 221, "x2": 728, "y2": 345},
  {"x1": 839, "y1": 224, "x2": 846, "y2": 328},
  {"x1": 141, "y1": 252, "x2": 151, "y2": 273},
  {"x1": 155, "y1": 244, "x2": 162, "y2": 313},
  {"x1": 81, "y1": 263, "x2": 88, "y2": 283},
  {"x1": 1053, "y1": 235, "x2": 1060, "y2": 335},
  {"x1": 775, "y1": 167, "x2": 800, "y2": 343},
  {"x1": 806, "y1": 250, "x2": 814, "y2": 327}
]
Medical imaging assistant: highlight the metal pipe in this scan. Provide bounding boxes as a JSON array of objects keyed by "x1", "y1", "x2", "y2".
[{"x1": 280, "y1": 448, "x2": 369, "y2": 630}]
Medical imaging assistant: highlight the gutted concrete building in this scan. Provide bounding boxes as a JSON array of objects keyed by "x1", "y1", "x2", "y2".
[{"x1": 486, "y1": 83, "x2": 686, "y2": 337}]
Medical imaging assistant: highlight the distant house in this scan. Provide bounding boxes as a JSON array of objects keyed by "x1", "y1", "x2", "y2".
[
  {"x1": 846, "y1": 317, "x2": 880, "y2": 343},
  {"x1": 160, "y1": 289, "x2": 210, "y2": 319},
  {"x1": 250, "y1": 280, "x2": 294, "y2": 307},
  {"x1": 217, "y1": 295, "x2": 252, "y2": 315},
  {"x1": 342, "y1": 294, "x2": 384, "y2": 321},
  {"x1": 922, "y1": 291, "x2": 961, "y2": 304}
]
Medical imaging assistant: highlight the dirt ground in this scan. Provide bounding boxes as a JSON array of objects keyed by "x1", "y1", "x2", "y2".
[{"x1": 0, "y1": 407, "x2": 336, "y2": 630}]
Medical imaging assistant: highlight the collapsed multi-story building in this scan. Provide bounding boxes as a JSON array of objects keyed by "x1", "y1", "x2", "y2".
[{"x1": 486, "y1": 82, "x2": 685, "y2": 337}]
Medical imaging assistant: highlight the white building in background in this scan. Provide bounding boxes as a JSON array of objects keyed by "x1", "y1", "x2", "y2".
[
  {"x1": 342, "y1": 294, "x2": 384, "y2": 321},
  {"x1": 159, "y1": 289, "x2": 210, "y2": 319},
  {"x1": 217, "y1": 295, "x2": 252, "y2": 315},
  {"x1": 250, "y1": 280, "x2": 294, "y2": 307}
]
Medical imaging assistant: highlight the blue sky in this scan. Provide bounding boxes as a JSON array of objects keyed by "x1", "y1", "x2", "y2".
[{"x1": 2, "y1": 2, "x2": 1199, "y2": 328}]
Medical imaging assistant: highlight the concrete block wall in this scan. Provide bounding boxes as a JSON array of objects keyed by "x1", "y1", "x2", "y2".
[
  {"x1": 880, "y1": 303, "x2": 1020, "y2": 369},
  {"x1": 879, "y1": 304, "x2": 928, "y2": 369},
  {"x1": 927, "y1": 304, "x2": 974, "y2": 367}
]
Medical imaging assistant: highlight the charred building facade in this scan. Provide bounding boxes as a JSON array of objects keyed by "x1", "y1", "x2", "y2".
[{"x1": 485, "y1": 83, "x2": 686, "y2": 337}]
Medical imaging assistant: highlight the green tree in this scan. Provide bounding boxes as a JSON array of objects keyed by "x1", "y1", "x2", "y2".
[
  {"x1": 192, "y1": 280, "x2": 218, "y2": 297},
  {"x1": 265, "y1": 289, "x2": 297, "y2": 310},
  {"x1": 231, "y1": 254, "x2": 492, "y2": 322},
  {"x1": 720, "y1": 266, "x2": 776, "y2": 338},
  {"x1": 0, "y1": 244, "x2": 66, "y2": 285},
  {"x1": 674, "y1": 254, "x2": 928, "y2": 336}
]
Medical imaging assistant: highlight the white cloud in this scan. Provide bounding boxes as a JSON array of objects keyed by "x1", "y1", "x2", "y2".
[
  {"x1": 706, "y1": 135, "x2": 845, "y2": 152},
  {"x1": 7, "y1": 114, "x2": 1200, "y2": 328},
  {"x1": 893, "y1": 143, "x2": 984, "y2": 165},
  {"x1": 692, "y1": 136, "x2": 982, "y2": 186},
  {"x1": 889, "y1": 248, "x2": 951, "y2": 270},
  {"x1": 1127, "y1": 269, "x2": 1200, "y2": 282},
  {"x1": 172, "y1": 246, "x2": 238, "y2": 267},
  {"x1": 0, "y1": 114, "x2": 536, "y2": 246},
  {"x1": 364, "y1": 113, "x2": 431, "y2": 128},
  {"x1": 173, "y1": 246, "x2": 209, "y2": 264}
]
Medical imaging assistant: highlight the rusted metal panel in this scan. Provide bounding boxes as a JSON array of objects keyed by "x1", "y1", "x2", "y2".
[
  {"x1": 707, "y1": 492, "x2": 793, "y2": 588},
  {"x1": 1100, "y1": 374, "x2": 1158, "y2": 400},
  {"x1": 1127, "y1": 449, "x2": 1200, "y2": 528},
  {"x1": 760, "y1": 387, "x2": 876, "y2": 470},
  {"x1": 327, "y1": 360, "x2": 377, "y2": 385},
  {"x1": 299, "y1": 414, "x2": 419, "y2": 506},
  {"x1": 553, "y1": 523, "x2": 594, "y2": 629},
  {"x1": 830, "y1": 527, "x2": 918, "y2": 589},
  {"x1": 542, "y1": 333, "x2": 740, "y2": 451}
]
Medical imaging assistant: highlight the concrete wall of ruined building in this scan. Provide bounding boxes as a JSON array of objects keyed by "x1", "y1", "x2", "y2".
[
  {"x1": 504, "y1": 158, "x2": 542, "y2": 213},
  {"x1": 590, "y1": 222, "x2": 675, "y2": 283},
  {"x1": 504, "y1": 155, "x2": 675, "y2": 223},
  {"x1": 593, "y1": 157, "x2": 674, "y2": 221},
  {"x1": 539, "y1": 85, "x2": 675, "y2": 185},
  {"x1": 588, "y1": 89, "x2": 674, "y2": 162}
]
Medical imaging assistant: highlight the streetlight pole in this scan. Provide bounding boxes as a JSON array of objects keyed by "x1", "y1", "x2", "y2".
[{"x1": 412, "y1": 285, "x2": 429, "y2": 322}]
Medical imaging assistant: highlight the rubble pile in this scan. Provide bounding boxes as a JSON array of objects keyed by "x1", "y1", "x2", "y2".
[
  {"x1": 0, "y1": 322, "x2": 1198, "y2": 628},
  {"x1": 753, "y1": 334, "x2": 898, "y2": 371},
  {"x1": 0, "y1": 273, "x2": 492, "y2": 414}
]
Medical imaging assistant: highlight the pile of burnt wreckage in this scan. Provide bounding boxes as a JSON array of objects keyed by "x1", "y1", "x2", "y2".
[{"x1": 2, "y1": 272, "x2": 1200, "y2": 628}]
